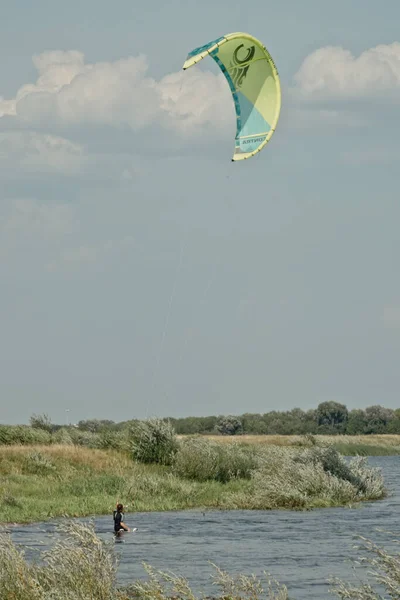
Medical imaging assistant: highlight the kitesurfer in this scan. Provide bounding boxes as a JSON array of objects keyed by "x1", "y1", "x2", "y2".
[{"x1": 113, "y1": 503, "x2": 130, "y2": 536}]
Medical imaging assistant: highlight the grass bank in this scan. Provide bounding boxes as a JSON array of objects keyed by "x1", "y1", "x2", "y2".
[
  {"x1": 0, "y1": 520, "x2": 397, "y2": 599},
  {"x1": 0, "y1": 438, "x2": 387, "y2": 525},
  {"x1": 188, "y1": 434, "x2": 400, "y2": 455}
]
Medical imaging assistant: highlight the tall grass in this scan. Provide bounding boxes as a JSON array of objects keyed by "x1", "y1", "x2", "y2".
[
  {"x1": 130, "y1": 418, "x2": 178, "y2": 466},
  {"x1": 187, "y1": 433, "x2": 400, "y2": 455},
  {"x1": 0, "y1": 521, "x2": 118, "y2": 600},
  {"x1": 1, "y1": 521, "x2": 399, "y2": 599},
  {"x1": 173, "y1": 436, "x2": 259, "y2": 482},
  {"x1": 224, "y1": 445, "x2": 386, "y2": 510},
  {"x1": 3, "y1": 424, "x2": 400, "y2": 456}
]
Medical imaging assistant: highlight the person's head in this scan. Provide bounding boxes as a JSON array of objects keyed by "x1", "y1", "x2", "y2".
[{"x1": 116, "y1": 503, "x2": 123, "y2": 512}]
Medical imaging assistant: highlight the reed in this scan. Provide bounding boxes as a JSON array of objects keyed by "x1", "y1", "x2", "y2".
[{"x1": 0, "y1": 520, "x2": 398, "y2": 599}]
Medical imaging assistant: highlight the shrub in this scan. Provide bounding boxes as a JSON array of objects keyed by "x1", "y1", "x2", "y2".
[
  {"x1": 0, "y1": 425, "x2": 52, "y2": 446},
  {"x1": 22, "y1": 451, "x2": 57, "y2": 476},
  {"x1": 130, "y1": 418, "x2": 178, "y2": 466},
  {"x1": 173, "y1": 436, "x2": 259, "y2": 483},
  {"x1": 230, "y1": 445, "x2": 386, "y2": 510},
  {"x1": 52, "y1": 428, "x2": 74, "y2": 445},
  {"x1": 29, "y1": 413, "x2": 54, "y2": 433},
  {"x1": 68, "y1": 429, "x2": 103, "y2": 448},
  {"x1": 98, "y1": 430, "x2": 130, "y2": 452}
]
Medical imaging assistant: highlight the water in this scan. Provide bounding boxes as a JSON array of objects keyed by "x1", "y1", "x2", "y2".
[{"x1": 10, "y1": 456, "x2": 400, "y2": 598}]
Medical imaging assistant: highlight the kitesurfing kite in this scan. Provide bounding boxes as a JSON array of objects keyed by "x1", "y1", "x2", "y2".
[{"x1": 183, "y1": 32, "x2": 281, "y2": 162}]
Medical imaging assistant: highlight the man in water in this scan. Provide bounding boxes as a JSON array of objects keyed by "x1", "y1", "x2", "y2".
[{"x1": 113, "y1": 503, "x2": 130, "y2": 537}]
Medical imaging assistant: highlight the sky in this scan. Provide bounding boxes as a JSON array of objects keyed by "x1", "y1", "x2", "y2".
[{"x1": 1, "y1": 0, "x2": 400, "y2": 425}]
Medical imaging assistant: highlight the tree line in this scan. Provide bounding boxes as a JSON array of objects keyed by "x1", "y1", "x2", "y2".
[{"x1": 31, "y1": 401, "x2": 400, "y2": 436}]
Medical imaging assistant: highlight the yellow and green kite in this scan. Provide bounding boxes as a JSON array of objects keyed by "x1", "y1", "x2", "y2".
[{"x1": 183, "y1": 32, "x2": 281, "y2": 162}]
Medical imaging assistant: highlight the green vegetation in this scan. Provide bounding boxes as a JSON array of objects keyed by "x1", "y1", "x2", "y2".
[
  {"x1": 6, "y1": 399, "x2": 400, "y2": 439},
  {"x1": 0, "y1": 419, "x2": 387, "y2": 524},
  {"x1": 0, "y1": 520, "x2": 398, "y2": 599}
]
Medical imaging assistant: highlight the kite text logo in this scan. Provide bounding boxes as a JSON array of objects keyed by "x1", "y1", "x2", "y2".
[{"x1": 231, "y1": 44, "x2": 256, "y2": 88}]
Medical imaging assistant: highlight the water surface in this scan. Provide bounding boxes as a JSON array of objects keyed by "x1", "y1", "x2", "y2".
[{"x1": 10, "y1": 456, "x2": 400, "y2": 598}]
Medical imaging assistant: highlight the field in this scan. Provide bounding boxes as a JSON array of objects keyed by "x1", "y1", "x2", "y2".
[
  {"x1": 0, "y1": 431, "x2": 388, "y2": 525},
  {"x1": 179, "y1": 434, "x2": 400, "y2": 455}
]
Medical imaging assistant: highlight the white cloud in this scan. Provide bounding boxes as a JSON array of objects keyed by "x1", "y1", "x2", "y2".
[
  {"x1": 293, "y1": 42, "x2": 400, "y2": 101},
  {"x1": 0, "y1": 131, "x2": 84, "y2": 175},
  {"x1": 0, "y1": 50, "x2": 232, "y2": 137}
]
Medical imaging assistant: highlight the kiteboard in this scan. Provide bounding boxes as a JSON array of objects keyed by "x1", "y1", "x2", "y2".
[{"x1": 114, "y1": 527, "x2": 138, "y2": 542}]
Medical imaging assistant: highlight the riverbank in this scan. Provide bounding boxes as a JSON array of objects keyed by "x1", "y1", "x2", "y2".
[
  {"x1": 0, "y1": 440, "x2": 387, "y2": 524},
  {"x1": 187, "y1": 434, "x2": 400, "y2": 455}
]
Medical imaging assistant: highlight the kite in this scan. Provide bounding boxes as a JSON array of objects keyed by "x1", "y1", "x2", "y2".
[{"x1": 183, "y1": 32, "x2": 281, "y2": 161}]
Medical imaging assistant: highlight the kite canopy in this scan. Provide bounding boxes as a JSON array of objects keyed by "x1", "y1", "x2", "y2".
[{"x1": 183, "y1": 32, "x2": 281, "y2": 162}]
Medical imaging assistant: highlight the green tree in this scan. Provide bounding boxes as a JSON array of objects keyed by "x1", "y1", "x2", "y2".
[
  {"x1": 316, "y1": 401, "x2": 348, "y2": 433},
  {"x1": 216, "y1": 415, "x2": 243, "y2": 435},
  {"x1": 29, "y1": 413, "x2": 53, "y2": 433},
  {"x1": 346, "y1": 409, "x2": 366, "y2": 434},
  {"x1": 364, "y1": 405, "x2": 394, "y2": 433}
]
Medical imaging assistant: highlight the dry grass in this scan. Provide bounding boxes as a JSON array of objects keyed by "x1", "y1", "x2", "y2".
[
  {"x1": 179, "y1": 434, "x2": 400, "y2": 448},
  {"x1": 0, "y1": 444, "x2": 132, "y2": 473}
]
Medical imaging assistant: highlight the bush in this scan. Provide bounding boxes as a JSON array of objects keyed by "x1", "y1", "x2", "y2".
[
  {"x1": 293, "y1": 446, "x2": 385, "y2": 497},
  {"x1": 0, "y1": 425, "x2": 52, "y2": 446},
  {"x1": 22, "y1": 451, "x2": 57, "y2": 476},
  {"x1": 29, "y1": 413, "x2": 54, "y2": 433},
  {"x1": 230, "y1": 445, "x2": 386, "y2": 510},
  {"x1": 173, "y1": 436, "x2": 259, "y2": 483},
  {"x1": 52, "y1": 428, "x2": 74, "y2": 445},
  {"x1": 68, "y1": 429, "x2": 103, "y2": 448},
  {"x1": 130, "y1": 418, "x2": 178, "y2": 466},
  {"x1": 98, "y1": 430, "x2": 130, "y2": 452}
]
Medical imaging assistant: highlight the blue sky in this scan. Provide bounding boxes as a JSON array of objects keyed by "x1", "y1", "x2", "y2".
[{"x1": 1, "y1": 0, "x2": 400, "y2": 425}]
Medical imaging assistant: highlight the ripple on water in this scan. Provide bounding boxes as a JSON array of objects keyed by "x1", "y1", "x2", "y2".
[{"x1": 10, "y1": 456, "x2": 400, "y2": 600}]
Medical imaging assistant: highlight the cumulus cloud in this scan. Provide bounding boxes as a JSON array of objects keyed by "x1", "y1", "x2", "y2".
[
  {"x1": 1, "y1": 41, "x2": 398, "y2": 172},
  {"x1": 293, "y1": 42, "x2": 400, "y2": 101},
  {"x1": 0, "y1": 50, "x2": 232, "y2": 137},
  {"x1": 0, "y1": 131, "x2": 84, "y2": 175}
]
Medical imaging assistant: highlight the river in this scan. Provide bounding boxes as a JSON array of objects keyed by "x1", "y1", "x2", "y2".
[{"x1": 10, "y1": 456, "x2": 400, "y2": 598}]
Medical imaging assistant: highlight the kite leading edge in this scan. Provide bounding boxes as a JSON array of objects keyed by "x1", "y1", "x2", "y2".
[{"x1": 182, "y1": 32, "x2": 281, "y2": 162}]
